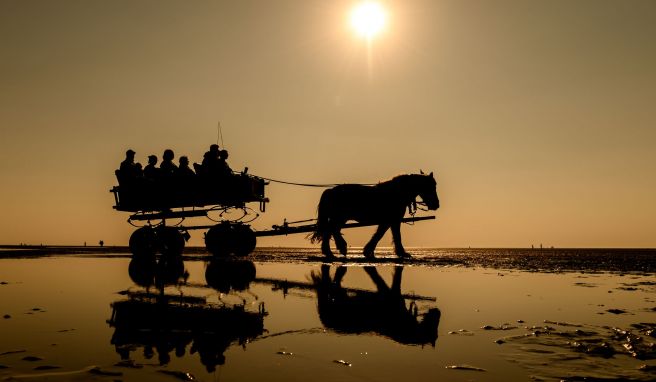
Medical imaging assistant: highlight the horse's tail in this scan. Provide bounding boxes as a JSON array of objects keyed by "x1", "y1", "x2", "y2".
[{"x1": 309, "y1": 189, "x2": 332, "y2": 243}]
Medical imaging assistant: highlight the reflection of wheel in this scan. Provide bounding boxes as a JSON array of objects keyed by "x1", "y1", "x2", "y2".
[
  {"x1": 205, "y1": 224, "x2": 257, "y2": 257},
  {"x1": 157, "y1": 227, "x2": 185, "y2": 256},
  {"x1": 128, "y1": 256, "x2": 156, "y2": 287},
  {"x1": 155, "y1": 255, "x2": 185, "y2": 286},
  {"x1": 205, "y1": 259, "x2": 256, "y2": 292},
  {"x1": 129, "y1": 227, "x2": 158, "y2": 256}
]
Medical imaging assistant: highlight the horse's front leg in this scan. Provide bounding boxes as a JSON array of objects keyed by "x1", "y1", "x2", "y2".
[
  {"x1": 363, "y1": 223, "x2": 389, "y2": 258},
  {"x1": 391, "y1": 221, "x2": 411, "y2": 258}
]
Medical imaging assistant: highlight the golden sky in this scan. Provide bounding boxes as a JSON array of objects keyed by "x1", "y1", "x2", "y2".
[{"x1": 1, "y1": 0, "x2": 655, "y2": 248}]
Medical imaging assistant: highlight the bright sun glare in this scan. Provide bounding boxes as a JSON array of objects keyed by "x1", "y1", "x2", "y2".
[{"x1": 350, "y1": 1, "x2": 386, "y2": 39}]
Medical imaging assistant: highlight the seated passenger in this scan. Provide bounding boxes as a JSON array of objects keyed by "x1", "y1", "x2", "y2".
[
  {"x1": 118, "y1": 149, "x2": 143, "y2": 183},
  {"x1": 217, "y1": 149, "x2": 232, "y2": 176},
  {"x1": 144, "y1": 155, "x2": 160, "y2": 180},
  {"x1": 196, "y1": 144, "x2": 220, "y2": 176},
  {"x1": 159, "y1": 149, "x2": 178, "y2": 175},
  {"x1": 177, "y1": 156, "x2": 196, "y2": 178}
]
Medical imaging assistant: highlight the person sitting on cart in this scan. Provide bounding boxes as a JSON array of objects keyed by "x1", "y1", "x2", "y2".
[
  {"x1": 159, "y1": 149, "x2": 178, "y2": 176},
  {"x1": 196, "y1": 144, "x2": 220, "y2": 175},
  {"x1": 217, "y1": 149, "x2": 232, "y2": 176},
  {"x1": 144, "y1": 155, "x2": 160, "y2": 180},
  {"x1": 176, "y1": 156, "x2": 196, "y2": 179},
  {"x1": 118, "y1": 149, "x2": 143, "y2": 183}
]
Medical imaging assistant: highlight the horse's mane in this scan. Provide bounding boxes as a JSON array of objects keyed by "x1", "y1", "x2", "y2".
[{"x1": 374, "y1": 173, "x2": 423, "y2": 188}]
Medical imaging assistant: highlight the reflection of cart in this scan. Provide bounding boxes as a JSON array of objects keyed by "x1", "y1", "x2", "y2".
[
  {"x1": 109, "y1": 257, "x2": 265, "y2": 371},
  {"x1": 108, "y1": 293, "x2": 266, "y2": 371}
]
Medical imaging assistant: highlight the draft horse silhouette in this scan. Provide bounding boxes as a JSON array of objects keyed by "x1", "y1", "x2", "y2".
[{"x1": 310, "y1": 173, "x2": 439, "y2": 258}]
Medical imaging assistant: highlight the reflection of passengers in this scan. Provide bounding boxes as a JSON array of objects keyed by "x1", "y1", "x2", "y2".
[
  {"x1": 160, "y1": 149, "x2": 178, "y2": 175},
  {"x1": 144, "y1": 155, "x2": 159, "y2": 179}
]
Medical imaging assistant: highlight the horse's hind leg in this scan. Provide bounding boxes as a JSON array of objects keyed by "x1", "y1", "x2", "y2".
[
  {"x1": 333, "y1": 230, "x2": 347, "y2": 256},
  {"x1": 391, "y1": 221, "x2": 411, "y2": 258},
  {"x1": 321, "y1": 231, "x2": 334, "y2": 258},
  {"x1": 363, "y1": 224, "x2": 389, "y2": 258}
]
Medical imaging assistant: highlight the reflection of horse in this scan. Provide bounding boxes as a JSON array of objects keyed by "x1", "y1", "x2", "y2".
[
  {"x1": 311, "y1": 265, "x2": 440, "y2": 346},
  {"x1": 310, "y1": 173, "x2": 439, "y2": 258}
]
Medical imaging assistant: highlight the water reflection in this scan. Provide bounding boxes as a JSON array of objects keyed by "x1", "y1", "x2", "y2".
[
  {"x1": 311, "y1": 265, "x2": 440, "y2": 347},
  {"x1": 109, "y1": 256, "x2": 441, "y2": 375},
  {"x1": 108, "y1": 256, "x2": 265, "y2": 372},
  {"x1": 257, "y1": 264, "x2": 441, "y2": 347},
  {"x1": 205, "y1": 258, "x2": 256, "y2": 293}
]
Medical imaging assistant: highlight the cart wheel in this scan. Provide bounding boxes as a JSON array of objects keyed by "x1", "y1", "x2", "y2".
[
  {"x1": 205, "y1": 223, "x2": 233, "y2": 257},
  {"x1": 233, "y1": 225, "x2": 257, "y2": 257},
  {"x1": 129, "y1": 227, "x2": 158, "y2": 256},
  {"x1": 157, "y1": 227, "x2": 185, "y2": 256}
]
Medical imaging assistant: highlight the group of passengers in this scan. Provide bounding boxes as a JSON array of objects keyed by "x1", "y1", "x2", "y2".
[{"x1": 118, "y1": 144, "x2": 232, "y2": 185}]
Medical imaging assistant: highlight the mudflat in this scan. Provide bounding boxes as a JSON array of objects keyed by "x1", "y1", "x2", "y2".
[{"x1": 0, "y1": 249, "x2": 654, "y2": 381}]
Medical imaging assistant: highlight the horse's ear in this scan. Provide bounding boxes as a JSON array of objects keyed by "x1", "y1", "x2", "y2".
[
  {"x1": 429, "y1": 171, "x2": 433, "y2": 177},
  {"x1": 420, "y1": 169, "x2": 424, "y2": 174}
]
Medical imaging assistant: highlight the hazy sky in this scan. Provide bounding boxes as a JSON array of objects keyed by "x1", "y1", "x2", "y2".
[{"x1": 1, "y1": 0, "x2": 655, "y2": 248}]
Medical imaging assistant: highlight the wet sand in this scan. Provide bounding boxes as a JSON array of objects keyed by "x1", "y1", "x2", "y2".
[{"x1": 0, "y1": 249, "x2": 654, "y2": 381}]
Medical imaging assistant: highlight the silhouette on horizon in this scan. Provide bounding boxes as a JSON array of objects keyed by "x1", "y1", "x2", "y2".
[{"x1": 310, "y1": 173, "x2": 439, "y2": 258}]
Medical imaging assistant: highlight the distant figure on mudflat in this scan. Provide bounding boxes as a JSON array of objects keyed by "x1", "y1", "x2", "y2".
[
  {"x1": 310, "y1": 172, "x2": 439, "y2": 259},
  {"x1": 144, "y1": 155, "x2": 159, "y2": 179},
  {"x1": 118, "y1": 149, "x2": 143, "y2": 180},
  {"x1": 159, "y1": 149, "x2": 178, "y2": 175}
]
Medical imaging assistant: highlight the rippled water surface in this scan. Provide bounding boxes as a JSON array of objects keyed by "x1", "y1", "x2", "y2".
[{"x1": 0, "y1": 249, "x2": 655, "y2": 381}]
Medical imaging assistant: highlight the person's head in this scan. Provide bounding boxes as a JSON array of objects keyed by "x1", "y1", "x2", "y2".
[
  {"x1": 148, "y1": 155, "x2": 157, "y2": 165},
  {"x1": 125, "y1": 149, "x2": 135, "y2": 160},
  {"x1": 179, "y1": 156, "x2": 189, "y2": 167},
  {"x1": 210, "y1": 144, "x2": 219, "y2": 153},
  {"x1": 163, "y1": 149, "x2": 174, "y2": 161},
  {"x1": 219, "y1": 150, "x2": 229, "y2": 159}
]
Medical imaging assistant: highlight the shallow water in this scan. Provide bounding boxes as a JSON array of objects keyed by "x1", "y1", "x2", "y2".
[{"x1": 0, "y1": 251, "x2": 655, "y2": 381}]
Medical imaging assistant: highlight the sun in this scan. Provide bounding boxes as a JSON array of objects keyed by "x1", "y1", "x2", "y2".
[{"x1": 350, "y1": 1, "x2": 386, "y2": 39}]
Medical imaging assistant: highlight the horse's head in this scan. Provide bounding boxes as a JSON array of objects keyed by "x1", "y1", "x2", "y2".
[{"x1": 417, "y1": 172, "x2": 439, "y2": 210}]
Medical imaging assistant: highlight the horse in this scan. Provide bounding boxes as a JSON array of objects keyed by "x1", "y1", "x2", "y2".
[{"x1": 309, "y1": 172, "x2": 439, "y2": 258}]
